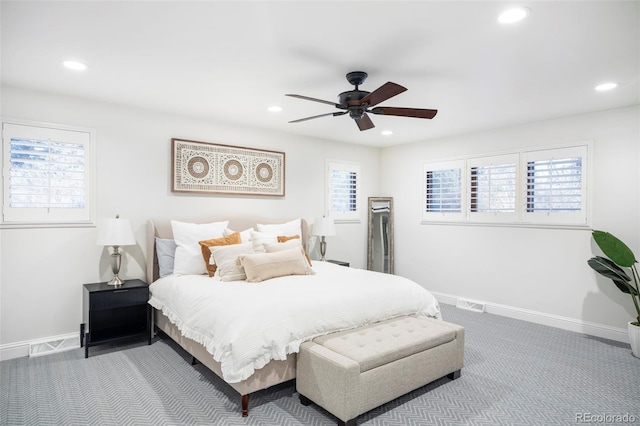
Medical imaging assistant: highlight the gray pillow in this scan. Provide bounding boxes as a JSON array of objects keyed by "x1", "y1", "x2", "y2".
[{"x1": 155, "y1": 238, "x2": 177, "y2": 278}]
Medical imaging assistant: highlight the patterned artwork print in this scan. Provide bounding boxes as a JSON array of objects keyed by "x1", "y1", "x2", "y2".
[{"x1": 172, "y1": 139, "x2": 284, "y2": 195}]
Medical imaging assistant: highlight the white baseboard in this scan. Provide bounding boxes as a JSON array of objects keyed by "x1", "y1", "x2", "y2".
[
  {"x1": 0, "y1": 296, "x2": 629, "y2": 361},
  {"x1": 0, "y1": 332, "x2": 80, "y2": 361},
  {"x1": 432, "y1": 291, "x2": 629, "y2": 344}
]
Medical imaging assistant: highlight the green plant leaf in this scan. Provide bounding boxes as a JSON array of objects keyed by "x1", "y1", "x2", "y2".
[
  {"x1": 587, "y1": 256, "x2": 638, "y2": 295},
  {"x1": 592, "y1": 230, "x2": 637, "y2": 267}
]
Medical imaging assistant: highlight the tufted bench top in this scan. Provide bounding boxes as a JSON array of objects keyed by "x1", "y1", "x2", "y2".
[{"x1": 312, "y1": 316, "x2": 457, "y2": 373}]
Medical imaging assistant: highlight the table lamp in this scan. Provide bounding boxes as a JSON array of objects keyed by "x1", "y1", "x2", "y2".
[
  {"x1": 96, "y1": 214, "x2": 136, "y2": 285},
  {"x1": 312, "y1": 216, "x2": 336, "y2": 261}
]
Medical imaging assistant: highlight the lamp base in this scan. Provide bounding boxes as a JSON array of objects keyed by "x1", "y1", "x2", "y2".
[
  {"x1": 320, "y1": 237, "x2": 327, "y2": 261},
  {"x1": 108, "y1": 248, "x2": 125, "y2": 286},
  {"x1": 107, "y1": 276, "x2": 125, "y2": 286}
]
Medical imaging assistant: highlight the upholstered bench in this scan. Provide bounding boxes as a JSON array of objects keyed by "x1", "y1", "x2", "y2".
[{"x1": 296, "y1": 315, "x2": 464, "y2": 426}]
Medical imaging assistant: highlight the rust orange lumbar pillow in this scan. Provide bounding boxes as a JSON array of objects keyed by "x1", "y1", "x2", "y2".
[{"x1": 199, "y1": 232, "x2": 241, "y2": 277}]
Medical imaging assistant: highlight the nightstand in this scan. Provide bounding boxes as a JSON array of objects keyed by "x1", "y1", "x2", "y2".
[
  {"x1": 81, "y1": 279, "x2": 151, "y2": 358},
  {"x1": 327, "y1": 259, "x2": 350, "y2": 267}
]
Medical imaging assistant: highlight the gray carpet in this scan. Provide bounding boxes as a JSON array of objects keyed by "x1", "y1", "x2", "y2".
[{"x1": 1, "y1": 304, "x2": 639, "y2": 425}]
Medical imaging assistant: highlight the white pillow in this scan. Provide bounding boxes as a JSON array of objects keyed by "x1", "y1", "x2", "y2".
[
  {"x1": 171, "y1": 220, "x2": 228, "y2": 275},
  {"x1": 238, "y1": 247, "x2": 314, "y2": 283},
  {"x1": 223, "y1": 227, "x2": 254, "y2": 243},
  {"x1": 249, "y1": 230, "x2": 279, "y2": 252},
  {"x1": 256, "y1": 218, "x2": 302, "y2": 237},
  {"x1": 210, "y1": 243, "x2": 254, "y2": 281}
]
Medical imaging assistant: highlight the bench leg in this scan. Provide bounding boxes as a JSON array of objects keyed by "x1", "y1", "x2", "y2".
[
  {"x1": 447, "y1": 369, "x2": 461, "y2": 380},
  {"x1": 299, "y1": 394, "x2": 312, "y2": 406}
]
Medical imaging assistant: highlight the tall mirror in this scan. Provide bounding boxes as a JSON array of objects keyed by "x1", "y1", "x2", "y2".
[{"x1": 367, "y1": 197, "x2": 394, "y2": 274}]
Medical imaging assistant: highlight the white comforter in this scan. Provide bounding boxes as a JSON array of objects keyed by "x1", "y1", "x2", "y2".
[{"x1": 148, "y1": 261, "x2": 440, "y2": 383}]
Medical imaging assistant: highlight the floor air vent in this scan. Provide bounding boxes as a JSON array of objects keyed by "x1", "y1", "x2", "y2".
[
  {"x1": 29, "y1": 336, "x2": 79, "y2": 357},
  {"x1": 456, "y1": 298, "x2": 486, "y2": 313}
]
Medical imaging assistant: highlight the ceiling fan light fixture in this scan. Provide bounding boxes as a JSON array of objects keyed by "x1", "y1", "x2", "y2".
[
  {"x1": 381, "y1": 130, "x2": 393, "y2": 136},
  {"x1": 595, "y1": 82, "x2": 618, "y2": 92},
  {"x1": 498, "y1": 7, "x2": 530, "y2": 24},
  {"x1": 267, "y1": 105, "x2": 282, "y2": 112}
]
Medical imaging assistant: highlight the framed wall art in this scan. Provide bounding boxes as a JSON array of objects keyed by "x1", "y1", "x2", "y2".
[{"x1": 171, "y1": 138, "x2": 285, "y2": 196}]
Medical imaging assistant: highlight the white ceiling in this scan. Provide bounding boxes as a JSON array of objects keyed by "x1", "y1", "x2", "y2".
[{"x1": 1, "y1": 1, "x2": 638, "y2": 147}]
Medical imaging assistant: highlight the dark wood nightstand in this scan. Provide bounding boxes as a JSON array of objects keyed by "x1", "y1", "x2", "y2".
[
  {"x1": 327, "y1": 259, "x2": 350, "y2": 267},
  {"x1": 81, "y1": 279, "x2": 151, "y2": 358}
]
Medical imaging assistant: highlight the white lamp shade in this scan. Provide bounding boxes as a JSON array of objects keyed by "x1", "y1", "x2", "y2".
[
  {"x1": 96, "y1": 217, "x2": 136, "y2": 246},
  {"x1": 312, "y1": 217, "x2": 336, "y2": 237}
]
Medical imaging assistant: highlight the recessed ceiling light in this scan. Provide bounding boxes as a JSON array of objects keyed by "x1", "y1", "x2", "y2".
[
  {"x1": 267, "y1": 106, "x2": 282, "y2": 112},
  {"x1": 498, "y1": 7, "x2": 530, "y2": 24},
  {"x1": 595, "y1": 82, "x2": 618, "y2": 92},
  {"x1": 381, "y1": 130, "x2": 393, "y2": 136},
  {"x1": 63, "y1": 60, "x2": 87, "y2": 71}
]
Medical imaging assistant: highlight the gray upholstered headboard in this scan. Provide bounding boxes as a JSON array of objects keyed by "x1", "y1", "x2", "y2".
[{"x1": 146, "y1": 217, "x2": 309, "y2": 284}]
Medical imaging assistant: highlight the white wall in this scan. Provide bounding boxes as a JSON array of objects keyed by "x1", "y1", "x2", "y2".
[
  {"x1": 2, "y1": 84, "x2": 636, "y2": 358},
  {"x1": 0, "y1": 85, "x2": 381, "y2": 358},
  {"x1": 381, "y1": 105, "x2": 640, "y2": 341}
]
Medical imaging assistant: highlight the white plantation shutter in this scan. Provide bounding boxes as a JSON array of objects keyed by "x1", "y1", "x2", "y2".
[
  {"x1": 421, "y1": 144, "x2": 589, "y2": 227},
  {"x1": 327, "y1": 160, "x2": 360, "y2": 222},
  {"x1": 2, "y1": 122, "x2": 95, "y2": 225},
  {"x1": 468, "y1": 154, "x2": 518, "y2": 223},
  {"x1": 422, "y1": 160, "x2": 464, "y2": 222},
  {"x1": 522, "y1": 146, "x2": 587, "y2": 225}
]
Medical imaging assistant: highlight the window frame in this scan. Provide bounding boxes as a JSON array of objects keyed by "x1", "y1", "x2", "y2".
[
  {"x1": 421, "y1": 142, "x2": 591, "y2": 228},
  {"x1": 1, "y1": 119, "x2": 96, "y2": 228},
  {"x1": 326, "y1": 159, "x2": 360, "y2": 223}
]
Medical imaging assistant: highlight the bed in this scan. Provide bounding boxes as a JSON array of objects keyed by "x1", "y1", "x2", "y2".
[{"x1": 145, "y1": 216, "x2": 440, "y2": 416}]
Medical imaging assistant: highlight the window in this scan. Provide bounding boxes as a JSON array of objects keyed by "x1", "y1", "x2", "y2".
[
  {"x1": 422, "y1": 144, "x2": 589, "y2": 227},
  {"x1": 2, "y1": 121, "x2": 95, "y2": 226},
  {"x1": 326, "y1": 160, "x2": 360, "y2": 222},
  {"x1": 468, "y1": 154, "x2": 518, "y2": 222},
  {"x1": 522, "y1": 146, "x2": 588, "y2": 225},
  {"x1": 422, "y1": 160, "x2": 464, "y2": 222}
]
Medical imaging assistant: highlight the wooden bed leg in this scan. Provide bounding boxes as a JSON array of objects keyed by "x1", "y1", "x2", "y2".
[
  {"x1": 241, "y1": 394, "x2": 249, "y2": 417},
  {"x1": 191, "y1": 356, "x2": 198, "y2": 365}
]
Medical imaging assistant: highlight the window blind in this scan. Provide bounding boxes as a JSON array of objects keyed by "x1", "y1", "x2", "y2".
[
  {"x1": 330, "y1": 169, "x2": 357, "y2": 213},
  {"x1": 469, "y1": 163, "x2": 516, "y2": 213},
  {"x1": 425, "y1": 168, "x2": 461, "y2": 213},
  {"x1": 8, "y1": 137, "x2": 86, "y2": 209},
  {"x1": 526, "y1": 157, "x2": 582, "y2": 213}
]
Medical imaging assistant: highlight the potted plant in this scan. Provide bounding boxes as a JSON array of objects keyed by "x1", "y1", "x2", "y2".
[{"x1": 587, "y1": 230, "x2": 640, "y2": 358}]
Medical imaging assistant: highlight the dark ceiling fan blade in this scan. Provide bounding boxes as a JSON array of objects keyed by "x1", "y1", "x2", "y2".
[
  {"x1": 370, "y1": 107, "x2": 438, "y2": 119},
  {"x1": 355, "y1": 113, "x2": 375, "y2": 131},
  {"x1": 285, "y1": 94, "x2": 343, "y2": 108},
  {"x1": 358, "y1": 82, "x2": 407, "y2": 107},
  {"x1": 289, "y1": 111, "x2": 347, "y2": 123}
]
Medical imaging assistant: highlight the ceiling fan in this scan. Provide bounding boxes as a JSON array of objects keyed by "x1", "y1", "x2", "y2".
[{"x1": 286, "y1": 71, "x2": 438, "y2": 131}]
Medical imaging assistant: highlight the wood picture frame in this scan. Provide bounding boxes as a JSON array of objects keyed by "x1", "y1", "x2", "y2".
[{"x1": 171, "y1": 138, "x2": 285, "y2": 196}]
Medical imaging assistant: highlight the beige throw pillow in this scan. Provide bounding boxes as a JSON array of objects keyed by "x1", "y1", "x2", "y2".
[{"x1": 238, "y1": 247, "x2": 314, "y2": 283}]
